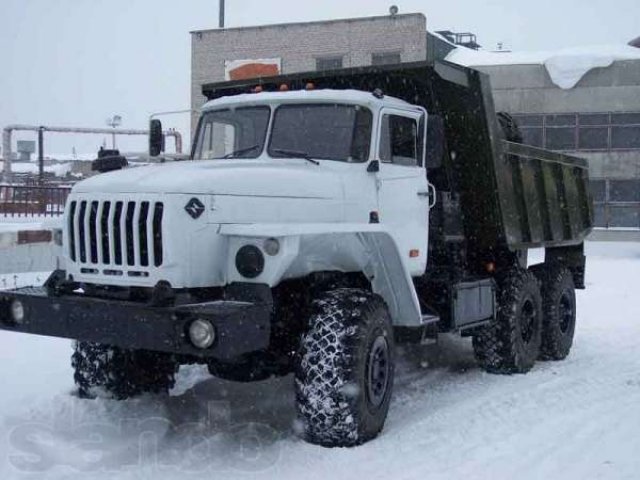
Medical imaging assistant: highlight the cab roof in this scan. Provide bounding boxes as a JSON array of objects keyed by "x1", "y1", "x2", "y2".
[{"x1": 201, "y1": 89, "x2": 417, "y2": 113}]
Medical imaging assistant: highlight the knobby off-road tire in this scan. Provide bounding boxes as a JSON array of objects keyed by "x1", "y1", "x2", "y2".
[
  {"x1": 532, "y1": 265, "x2": 577, "y2": 361},
  {"x1": 473, "y1": 269, "x2": 543, "y2": 374},
  {"x1": 295, "y1": 289, "x2": 395, "y2": 447},
  {"x1": 72, "y1": 342, "x2": 178, "y2": 400}
]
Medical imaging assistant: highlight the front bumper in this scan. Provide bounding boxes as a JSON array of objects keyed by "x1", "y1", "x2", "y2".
[{"x1": 0, "y1": 287, "x2": 271, "y2": 360}]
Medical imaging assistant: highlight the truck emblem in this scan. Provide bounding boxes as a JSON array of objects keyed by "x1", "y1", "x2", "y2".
[{"x1": 185, "y1": 198, "x2": 205, "y2": 219}]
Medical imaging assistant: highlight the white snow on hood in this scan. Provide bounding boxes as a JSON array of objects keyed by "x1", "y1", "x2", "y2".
[{"x1": 446, "y1": 44, "x2": 640, "y2": 89}]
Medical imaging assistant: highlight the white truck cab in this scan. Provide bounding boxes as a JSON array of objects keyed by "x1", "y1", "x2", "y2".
[{"x1": 66, "y1": 89, "x2": 435, "y2": 328}]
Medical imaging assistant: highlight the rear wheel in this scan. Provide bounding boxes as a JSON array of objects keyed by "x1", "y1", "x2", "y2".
[
  {"x1": 294, "y1": 289, "x2": 395, "y2": 447},
  {"x1": 473, "y1": 269, "x2": 543, "y2": 374},
  {"x1": 533, "y1": 265, "x2": 577, "y2": 361},
  {"x1": 72, "y1": 342, "x2": 178, "y2": 400}
]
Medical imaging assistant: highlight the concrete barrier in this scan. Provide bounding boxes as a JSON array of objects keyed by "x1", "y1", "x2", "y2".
[{"x1": 0, "y1": 228, "x2": 61, "y2": 274}]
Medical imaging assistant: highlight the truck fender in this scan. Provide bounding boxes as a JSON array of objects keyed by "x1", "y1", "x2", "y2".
[{"x1": 218, "y1": 224, "x2": 423, "y2": 327}]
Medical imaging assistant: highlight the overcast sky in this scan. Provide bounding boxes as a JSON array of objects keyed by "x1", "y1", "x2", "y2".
[{"x1": 1, "y1": 0, "x2": 638, "y2": 155}]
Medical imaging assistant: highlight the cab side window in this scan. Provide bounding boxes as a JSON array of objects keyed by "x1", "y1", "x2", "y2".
[{"x1": 379, "y1": 115, "x2": 419, "y2": 166}]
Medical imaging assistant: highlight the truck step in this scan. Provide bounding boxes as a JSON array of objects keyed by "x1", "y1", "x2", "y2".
[{"x1": 421, "y1": 313, "x2": 440, "y2": 325}]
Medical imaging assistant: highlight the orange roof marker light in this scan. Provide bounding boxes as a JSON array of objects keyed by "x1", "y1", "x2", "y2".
[
  {"x1": 305, "y1": 82, "x2": 316, "y2": 91},
  {"x1": 252, "y1": 85, "x2": 264, "y2": 94},
  {"x1": 279, "y1": 84, "x2": 290, "y2": 92}
]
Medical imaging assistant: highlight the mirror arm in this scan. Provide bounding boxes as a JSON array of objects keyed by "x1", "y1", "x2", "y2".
[{"x1": 367, "y1": 160, "x2": 380, "y2": 173}]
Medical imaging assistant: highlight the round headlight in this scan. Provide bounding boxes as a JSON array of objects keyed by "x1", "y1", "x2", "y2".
[
  {"x1": 189, "y1": 319, "x2": 216, "y2": 349},
  {"x1": 263, "y1": 238, "x2": 280, "y2": 256},
  {"x1": 10, "y1": 300, "x2": 25, "y2": 324},
  {"x1": 235, "y1": 245, "x2": 265, "y2": 279}
]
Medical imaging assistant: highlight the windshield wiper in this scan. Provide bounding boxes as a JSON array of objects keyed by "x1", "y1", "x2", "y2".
[
  {"x1": 271, "y1": 149, "x2": 320, "y2": 166},
  {"x1": 222, "y1": 144, "x2": 260, "y2": 159}
]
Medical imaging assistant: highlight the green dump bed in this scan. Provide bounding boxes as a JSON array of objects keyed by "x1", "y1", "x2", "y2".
[{"x1": 202, "y1": 61, "x2": 594, "y2": 254}]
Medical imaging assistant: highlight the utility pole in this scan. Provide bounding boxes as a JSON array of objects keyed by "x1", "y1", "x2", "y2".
[
  {"x1": 38, "y1": 127, "x2": 44, "y2": 185},
  {"x1": 106, "y1": 115, "x2": 122, "y2": 150},
  {"x1": 219, "y1": 0, "x2": 225, "y2": 28}
]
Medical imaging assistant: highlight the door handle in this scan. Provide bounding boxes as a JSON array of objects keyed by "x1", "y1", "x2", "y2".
[
  {"x1": 417, "y1": 184, "x2": 437, "y2": 209},
  {"x1": 428, "y1": 183, "x2": 437, "y2": 209}
]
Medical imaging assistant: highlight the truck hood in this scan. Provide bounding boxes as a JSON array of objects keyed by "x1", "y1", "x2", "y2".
[{"x1": 73, "y1": 159, "x2": 343, "y2": 199}]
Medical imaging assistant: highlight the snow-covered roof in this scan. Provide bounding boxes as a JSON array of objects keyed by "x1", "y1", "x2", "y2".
[
  {"x1": 446, "y1": 44, "x2": 640, "y2": 89},
  {"x1": 202, "y1": 89, "x2": 414, "y2": 112}
]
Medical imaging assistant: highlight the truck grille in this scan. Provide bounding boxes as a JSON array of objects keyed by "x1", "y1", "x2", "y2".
[{"x1": 67, "y1": 200, "x2": 164, "y2": 271}]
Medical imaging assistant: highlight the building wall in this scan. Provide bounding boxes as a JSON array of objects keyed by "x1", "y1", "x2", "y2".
[
  {"x1": 478, "y1": 61, "x2": 640, "y2": 114},
  {"x1": 191, "y1": 14, "x2": 427, "y2": 132},
  {"x1": 476, "y1": 60, "x2": 640, "y2": 229}
]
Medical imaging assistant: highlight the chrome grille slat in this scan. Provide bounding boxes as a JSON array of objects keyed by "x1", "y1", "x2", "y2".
[
  {"x1": 139, "y1": 202, "x2": 150, "y2": 267},
  {"x1": 67, "y1": 201, "x2": 77, "y2": 262},
  {"x1": 67, "y1": 198, "x2": 164, "y2": 270},
  {"x1": 120, "y1": 202, "x2": 128, "y2": 267},
  {"x1": 83, "y1": 201, "x2": 92, "y2": 265},
  {"x1": 89, "y1": 201, "x2": 99, "y2": 264},
  {"x1": 78, "y1": 201, "x2": 87, "y2": 263},
  {"x1": 96, "y1": 202, "x2": 105, "y2": 264},
  {"x1": 113, "y1": 201, "x2": 124, "y2": 265},
  {"x1": 132, "y1": 202, "x2": 142, "y2": 267},
  {"x1": 73, "y1": 201, "x2": 82, "y2": 263}
]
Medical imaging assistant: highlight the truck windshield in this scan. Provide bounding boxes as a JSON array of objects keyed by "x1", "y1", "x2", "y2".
[
  {"x1": 269, "y1": 104, "x2": 373, "y2": 162},
  {"x1": 194, "y1": 106, "x2": 270, "y2": 160}
]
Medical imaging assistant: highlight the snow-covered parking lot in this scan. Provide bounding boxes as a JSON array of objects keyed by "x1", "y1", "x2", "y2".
[{"x1": 0, "y1": 242, "x2": 638, "y2": 480}]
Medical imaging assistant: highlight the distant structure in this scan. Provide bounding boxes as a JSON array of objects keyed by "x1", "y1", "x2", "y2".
[
  {"x1": 435, "y1": 30, "x2": 481, "y2": 50},
  {"x1": 16, "y1": 141, "x2": 35, "y2": 162},
  {"x1": 630, "y1": 36, "x2": 640, "y2": 48},
  {"x1": 190, "y1": 14, "x2": 640, "y2": 232}
]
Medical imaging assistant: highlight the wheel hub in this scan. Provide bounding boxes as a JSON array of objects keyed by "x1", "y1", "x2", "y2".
[
  {"x1": 366, "y1": 335, "x2": 390, "y2": 409},
  {"x1": 520, "y1": 297, "x2": 537, "y2": 344},
  {"x1": 558, "y1": 292, "x2": 574, "y2": 334}
]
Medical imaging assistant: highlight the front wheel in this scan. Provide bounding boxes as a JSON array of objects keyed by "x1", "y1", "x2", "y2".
[{"x1": 294, "y1": 289, "x2": 395, "y2": 447}]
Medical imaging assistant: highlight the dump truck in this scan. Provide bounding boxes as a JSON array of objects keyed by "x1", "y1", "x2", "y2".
[{"x1": 0, "y1": 61, "x2": 593, "y2": 447}]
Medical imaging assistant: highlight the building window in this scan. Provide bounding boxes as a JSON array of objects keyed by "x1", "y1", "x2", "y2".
[
  {"x1": 589, "y1": 180, "x2": 606, "y2": 203},
  {"x1": 545, "y1": 114, "x2": 577, "y2": 127},
  {"x1": 372, "y1": 52, "x2": 401, "y2": 66},
  {"x1": 611, "y1": 126, "x2": 640, "y2": 149},
  {"x1": 609, "y1": 180, "x2": 640, "y2": 202},
  {"x1": 545, "y1": 128, "x2": 576, "y2": 150},
  {"x1": 590, "y1": 179, "x2": 640, "y2": 229},
  {"x1": 521, "y1": 128, "x2": 543, "y2": 148},
  {"x1": 513, "y1": 111, "x2": 640, "y2": 152},
  {"x1": 579, "y1": 113, "x2": 609, "y2": 126},
  {"x1": 578, "y1": 127, "x2": 608, "y2": 150},
  {"x1": 316, "y1": 56, "x2": 343, "y2": 71}
]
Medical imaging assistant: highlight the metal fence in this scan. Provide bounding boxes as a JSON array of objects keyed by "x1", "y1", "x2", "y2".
[{"x1": 0, "y1": 184, "x2": 71, "y2": 217}]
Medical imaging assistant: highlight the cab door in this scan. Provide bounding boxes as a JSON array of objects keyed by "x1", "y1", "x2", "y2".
[{"x1": 375, "y1": 108, "x2": 432, "y2": 276}]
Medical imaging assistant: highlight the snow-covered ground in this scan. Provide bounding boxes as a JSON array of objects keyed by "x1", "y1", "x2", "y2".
[
  {"x1": 0, "y1": 217, "x2": 62, "y2": 231},
  {"x1": 0, "y1": 242, "x2": 639, "y2": 479}
]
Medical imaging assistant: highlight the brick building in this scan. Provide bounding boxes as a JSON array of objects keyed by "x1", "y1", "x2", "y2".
[{"x1": 191, "y1": 13, "x2": 427, "y2": 131}]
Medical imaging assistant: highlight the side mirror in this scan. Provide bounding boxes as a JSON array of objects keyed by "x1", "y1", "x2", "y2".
[
  {"x1": 149, "y1": 119, "x2": 164, "y2": 157},
  {"x1": 367, "y1": 160, "x2": 380, "y2": 173}
]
